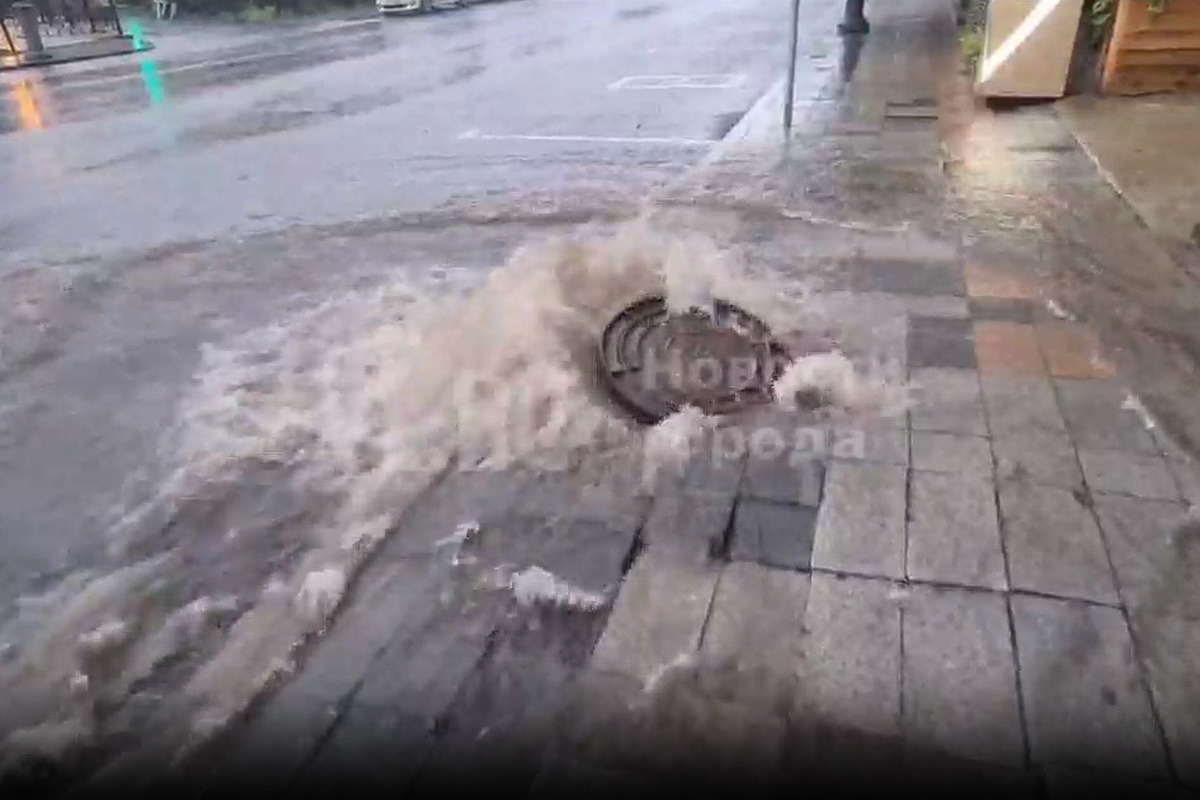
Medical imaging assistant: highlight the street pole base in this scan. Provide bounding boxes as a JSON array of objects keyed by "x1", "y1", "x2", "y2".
[{"x1": 837, "y1": 18, "x2": 870, "y2": 35}]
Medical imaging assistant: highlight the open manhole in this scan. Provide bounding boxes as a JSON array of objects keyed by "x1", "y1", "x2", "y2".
[{"x1": 597, "y1": 295, "x2": 794, "y2": 424}]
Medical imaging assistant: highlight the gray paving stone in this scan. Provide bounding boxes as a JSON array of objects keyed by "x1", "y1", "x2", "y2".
[
  {"x1": 1055, "y1": 379, "x2": 1159, "y2": 455},
  {"x1": 830, "y1": 422, "x2": 909, "y2": 465},
  {"x1": 848, "y1": 259, "x2": 967, "y2": 297},
  {"x1": 643, "y1": 487, "x2": 736, "y2": 565},
  {"x1": 904, "y1": 294, "x2": 971, "y2": 318},
  {"x1": 729, "y1": 497, "x2": 818, "y2": 571},
  {"x1": 908, "y1": 316, "x2": 977, "y2": 369},
  {"x1": 590, "y1": 552, "x2": 719, "y2": 685},
  {"x1": 981, "y1": 375, "x2": 1069, "y2": 439},
  {"x1": 1043, "y1": 765, "x2": 1196, "y2": 800},
  {"x1": 911, "y1": 367, "x2": 988, "y2": 435},
  {"x1": 560, "y1": 669, "x2": 785, "y2": 790},
  {"x1": 902, "y1": 586, "x2": 1023, "y2": 766},
  {"x1": 998, "y1": 481, "x2": 1119, "y2": 604},
  {"x1": 292, "y1": 705, "x2": 431, "y2": 796},
  {"x1": 1011, "y1": 595, "x2": 1169, "y2": 777},
  {"x1": 797, "y1": 574, "x2": 902, "y2": 737},
  {"x1": 1079, "y1": 449, "x2": 1181, "y2": 501},
  {"x1": 515, "y1": 452, "x2": 651, "y2": 535},
  {"x1": 911, "y1": 431, "x2": 993, "y2": 476},
  {"x1": 382, "y1": 469, "x2": 532, "y2": 559},
  {"x1": 992, "y1": 431, "x2": 1083, "y2": 489},
  {"x1": 969, "y1": 297, "x2": 1038, "y2": 324},
  {"x1": 701, "y1": 561, "x2": 810, "y2": 666},
  {"x1": 1093, "y1": 493, "x2": 1199, "y2": 621},
  {"x1": 352, "y1": 588, "x2": 502, "y2": 724},
  {"x1": 462, "y1": 517, "x2": 636, "y2": 597},
  {"x1": 812, "y1": 461, "x2": 907, "y2": 579},
  {"x1": 1168, "y1": 458, "x2": 1200, "y2": 507},
  {"x1": 207, "y1": 557, "x2": 450, "y2": 793},
  {"x1": 1128, "y1": 614, "x2": 1200, "y2": 788},
  {"x1": 907, "y1": 471, "x2": 1007, "y2": 590},
  {"x1": 1151, "y1": 425, "x2": 1193, "y2": 462},
  {"x1": 682, "y1": 444, "x2": 746, "y2": 495},
  {"x1": 742, "y1": 453, "x2": 824, "y2": 506}
]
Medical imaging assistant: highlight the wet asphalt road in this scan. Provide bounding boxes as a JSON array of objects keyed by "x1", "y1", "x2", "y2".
[
  {"x1": 0, "y1": 0, "x2": 825, "y2": 266},
  {"x1": 0, "y1": 1, "x2": 840, "y2": 614}
]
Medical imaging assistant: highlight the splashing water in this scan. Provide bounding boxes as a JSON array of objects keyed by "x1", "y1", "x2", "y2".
[{"x1": 0, "y1": 218, "x2": 909, "y2": 782}]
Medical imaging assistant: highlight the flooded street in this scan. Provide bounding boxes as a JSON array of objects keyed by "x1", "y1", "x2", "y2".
[
  {"x1": 5, "y1": 0, "x2": 1200, "y2": 793},
  {"x1": 0, "y1": 0, "x2": 868, "y2": 785}
]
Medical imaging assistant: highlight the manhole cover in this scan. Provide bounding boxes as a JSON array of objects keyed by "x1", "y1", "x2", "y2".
[{"x1": 597, "y1": 296, "x2": 793, "y2": 424}]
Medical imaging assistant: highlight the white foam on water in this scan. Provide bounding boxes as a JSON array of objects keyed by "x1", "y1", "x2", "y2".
[{"x1": 0, "y1": 218, "x2": 909, "y2": 781}]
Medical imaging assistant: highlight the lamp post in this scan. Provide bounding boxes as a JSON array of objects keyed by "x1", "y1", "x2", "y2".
[
  {"x1": 838, "y1": 0, "x2": 869, "y2": 35},
  {"x1": 783, "y1": 0, "x2": 800, "y2": 133}
]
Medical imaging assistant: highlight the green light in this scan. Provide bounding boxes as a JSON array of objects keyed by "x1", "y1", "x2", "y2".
[
  {"x1": 141, "y1": 60, "x2": 165, "y2": 106},
  {"x1": 129, "y1": 20, "x2": 144, "y2": 50}
]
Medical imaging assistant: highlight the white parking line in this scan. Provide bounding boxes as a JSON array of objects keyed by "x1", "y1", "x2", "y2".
[
  {"x1": 607, "y1": 74, "x2": 746, "y2": 90},
  {"x1": 457, "y1": 130, "x2": 712, "y2": 146}
]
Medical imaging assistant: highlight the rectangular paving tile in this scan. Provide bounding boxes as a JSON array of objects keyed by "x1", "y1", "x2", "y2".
[
  {"x1": 969, "y1": 297, "x2": 1039, "y2": 324},
  {"x1": 642, "y1": 487, "x2": 736, "y2": 566},
  {"x1": 1093, "y1": 493, "x2": 1199, "y2": 621},
  {"x1": 701, "y1": 561, "x2": 810, "y2": 665},
  {"x1": 1129, "y1": 614, "x2": 1200, "y2": 788},
  {"x1": 798, "y1": 574, "x2": 902, "y2": 738},
  {"x1": 742, "y1": 454, "x2": 824, "y2": 506},
  {"x1": 963, "y1": 264, "x2": 1041, "y2": 300},
  {"x1": 1168, "y1": 458, "x2": 1200, "y2": 507},
  {"x1": 907, "y1": 471, "x2": 1007, "y2": 590},
  {"x1": 1011, "y1": 595, "x2": 1169, "y2": 777},
  {"x1": 1078, "y1": 449, "x2": 1181, "y2": 501},
  {"x1": 1036, "y1": 322, "x2": 1118, "y2": 380},
  {"x1": 902, "y1": 586, "x2": 1024, "y2": 766},
  {"x1": 974, "y1": 322, "x2": 1046, "y2": 376},
  {"x1": 998, "y1": 481, "x2": 1119, "y2": 604},
  {"x1": 904, "y1": 295, "x2": 970, "y2": 318},
  {"x1": 908, "y1": 316, "x2": 978, "y2": 370},
  {"x1": 911, "y1": 431, "x2": 993, "y2": 476},
  {"x1": 295, "y1": 705, "x2": 431, "y2": 795},
  {"x1": 383, "y1": 470, "x2": 532, "y2": 559},
  {"x1": 992, "y1": 432, "x2": 1084, "y2": 489},
  {"x1": 515, "y1": 453, "x2": 652, "y2": 535},
  {"x1": 848, "y1": 259, "x2": 966, "y2": 297},
  {"x1": 559, "y1": 670, "x2": 786, "y2": 790},
  {"x1": 729, "y1": 497, "x2": 818, "y2": 571},
  {"x1": 590, "y1": 552, "x2": 719, "y2": 685},
  {"x1": 1054, "y1": 379, "x2": 1158, "y2": 455},
  {"x1": 812, "y1": 462, "x2": 907, "y2": 579},
  {"x1": 981, "y1": 375, "x2": 1068, "y2": 439},
  {"x1": 830, "y1": 423, "x2": 909, "y2": 465},
  {"x1": 910, "y1": 367, "x2": 988, "y2": 435},
  {"x1": 464, "y1": 517, "x2": 636, "y2": 597}
]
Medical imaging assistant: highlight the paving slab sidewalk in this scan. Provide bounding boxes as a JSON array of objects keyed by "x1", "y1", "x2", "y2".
[{"x1": 170, "y1": 0, "x2": 1200, "y2": 796}]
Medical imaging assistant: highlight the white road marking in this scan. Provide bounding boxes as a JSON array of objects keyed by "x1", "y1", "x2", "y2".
[
  {"x1": 607, "y1": 73, "x2": 745, "y2": 90},
  {"x1": 457, "y1": 130, "x2": 712, "y2": 147}
]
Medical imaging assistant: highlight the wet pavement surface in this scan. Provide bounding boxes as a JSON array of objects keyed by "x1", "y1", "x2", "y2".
[
  {"x1": 0, "y1": 0, "x2": 820, "y2": 605},
  {"x1": 0, "y1": 0, "x2": 798, "y2": 265},
  {"x1": 6, "y1": 0, "x2": 1200, "y2": 795}
]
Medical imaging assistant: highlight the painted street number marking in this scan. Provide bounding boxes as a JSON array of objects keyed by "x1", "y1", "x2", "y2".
[{"x1": 607, "y1": 74, "x2": 745, "y2": 90}]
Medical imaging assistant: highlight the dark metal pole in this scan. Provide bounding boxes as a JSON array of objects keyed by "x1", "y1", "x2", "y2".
[
  {"x1": 782, "y1": 0, "x2": 800, "y2": 134},
  {"x1": 838, "y1": 0, "x2": 869, "y2": 35},
  {"x1": 1, "y1": 19, "x2": 16, "y2": 54}
]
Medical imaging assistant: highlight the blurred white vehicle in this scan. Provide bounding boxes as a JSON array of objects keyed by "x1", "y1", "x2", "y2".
[{"x1": 377, "y1": 0, "x2": 469, "y2": 15}]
